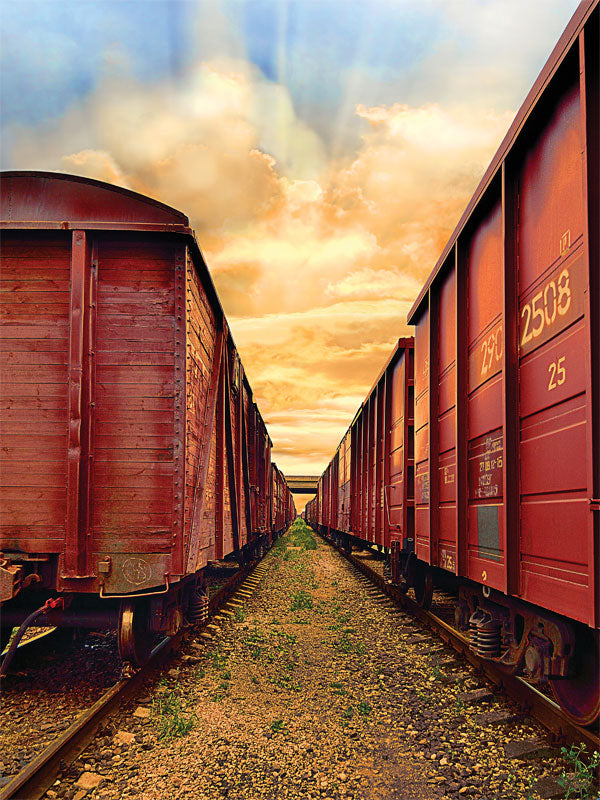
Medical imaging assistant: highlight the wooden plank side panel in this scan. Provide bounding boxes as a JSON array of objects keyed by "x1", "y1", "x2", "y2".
[
  {"x1": 0, "y1": 232, "x2": 70, "y2": 551},
  {"x1": 183, "y1": 247, "x2": 217, "y2": 571},
  {"x1": 90, "y1": 236, "x2": 175, "y2": 550}
]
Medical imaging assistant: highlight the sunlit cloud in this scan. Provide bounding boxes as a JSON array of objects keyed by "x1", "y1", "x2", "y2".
[
  {"x1": 5, "y1": 59, "x2": 513, "y2": 477},
  {"x1": 1, "y1": 0, "x2": 581, "y2": 498}
]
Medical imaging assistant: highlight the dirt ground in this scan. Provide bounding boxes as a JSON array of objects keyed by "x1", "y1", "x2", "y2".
[{"x1": 43, "y1": 521, "x2": 571, "y2": 800}]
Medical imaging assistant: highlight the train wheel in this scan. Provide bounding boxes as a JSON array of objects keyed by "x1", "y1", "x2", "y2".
[
  {"x1": 414, "y1": 565, "x2": 433, "y2": 609},
  {"x1": 118, "y1": 600, "x2": 153, "y2": 666},
  {"x1": 550, "y1": 627, "x2": 600, "y2": 727}
]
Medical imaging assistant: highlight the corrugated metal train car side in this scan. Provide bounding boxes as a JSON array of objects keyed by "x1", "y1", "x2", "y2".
[{"x1": 406, "y1": 0, "x2": 599, "y2": 725}]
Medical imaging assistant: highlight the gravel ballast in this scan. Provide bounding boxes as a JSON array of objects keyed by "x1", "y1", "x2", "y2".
[{"x1": 37, "y1": 521, "x2": 584, "y2": 800}]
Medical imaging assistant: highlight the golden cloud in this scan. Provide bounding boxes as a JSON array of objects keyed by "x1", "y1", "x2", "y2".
[{"x1": 7, "y1": 60, "x2": 515, "y2": 475}]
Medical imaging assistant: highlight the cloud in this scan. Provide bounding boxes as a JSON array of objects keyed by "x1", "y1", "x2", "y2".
[{"x1": 6, "y1": 53, "x2": 518, "y2": 475}]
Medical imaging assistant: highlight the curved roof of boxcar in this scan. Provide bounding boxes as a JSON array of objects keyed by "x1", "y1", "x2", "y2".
[{"x1": 0, "y1": 171, "x2": 190, "y2": 230}]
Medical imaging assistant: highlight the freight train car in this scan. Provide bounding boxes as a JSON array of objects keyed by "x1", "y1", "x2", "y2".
[
  {"x1": 271, "y1": 463, "x2": 296, "y2": 538},
  {"x1": 406, "y1": 0, "x2": 599, "y2": 726},
  {"x1": 312, "y1": 339, "x2": 421, "y2": 593},
  {"x1": 0, "y1": 171, "x2": 293, "y2": 665},
  {"x1": 309, "y1": 0, "x2": 599, "y2": 726}
]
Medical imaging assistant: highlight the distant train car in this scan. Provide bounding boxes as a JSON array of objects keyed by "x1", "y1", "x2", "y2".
[
  {"x1": 0, "y1": 171, "x2": 291, "y2": 665},
  {"x1": 313, "y1": 339, "x2": 420, "y2": 592},
  {"x1": 271, "y1": 463, "x2": 296, "y2": 537},
  {"x1": 308, "y1": 0, "x2": 599, "y2": 726}
]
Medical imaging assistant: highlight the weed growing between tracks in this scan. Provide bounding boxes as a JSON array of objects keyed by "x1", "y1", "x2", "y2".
[
  {"x1": 558, "y1": 743, "x2": 600, "y2": 799},
  {"x1": 152, "y1": 679, "x2": 197, "y2": 740}
]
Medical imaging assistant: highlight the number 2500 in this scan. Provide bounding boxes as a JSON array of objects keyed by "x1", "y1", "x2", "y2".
[{"x1": 521, "y1": 268, "x2": 571, "y2": 347}]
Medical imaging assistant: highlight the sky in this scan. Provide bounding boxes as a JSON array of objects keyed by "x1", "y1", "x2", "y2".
[{"x1": 0, "y1": 0, "x2": 582, "y2": 509}]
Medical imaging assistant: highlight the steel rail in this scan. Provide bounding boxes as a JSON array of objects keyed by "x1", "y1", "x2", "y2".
[
  {"x1": 327, "y1": 537, "x2": 600, "y2": 753},
  {"x1": 0, "y1": 558, "x2": 263, "y2": 800},
  {"x1": 1, "y1": 627, "x2": 59, "y2": 660}
]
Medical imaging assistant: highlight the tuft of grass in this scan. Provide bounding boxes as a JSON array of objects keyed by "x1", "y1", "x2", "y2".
[
  {"x1": 270, "y1": 719, "x2": 285, "y2": 733},
  {"x1": 357, "y1": 701, "x2": 371, "y2": 717},
  {"x1": 234, "y1": 607, "x2": 246, "y2": 623},
  {"x1": 340, "y1": 705, "x2": 354, "y2": 728},
  {"x1": 558, "y1": 743, "x2": 600, "y2": 799},
  {"x1": 152, "y1": 692, "x2": 196, "y2": 740},
  {"x1": 290, "y1": 590, "x2": 313, "y2": 611},
  {"x1": 430, "y1": 655, "x2": 447, "y2": 680}
]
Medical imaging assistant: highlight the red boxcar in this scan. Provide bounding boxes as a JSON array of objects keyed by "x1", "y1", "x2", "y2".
[
  {"x1": 271, "y1": 463, "x2": 296, "y2": 536},
  {"x1": 0, "y1": 171, "x2": 291, "y2": 664},
  {"x1": 308, "y1": 1, "x2": 598, "y2": 726},
  {"x1": 311, "y1": 339, "x2": 416, "y2": 584},
  {"x1": 407, "y1": 0, "x2": 598, "y2": 725}
]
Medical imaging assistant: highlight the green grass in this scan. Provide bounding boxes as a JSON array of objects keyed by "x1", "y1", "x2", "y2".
[
  {"x1": 152, "y1": 692, "x2": 196, "y2": 740},
  {"x1": 290, "y1": 590, "x2": 313, "y2": 611},
  {"x1": 357, "y1": 701, "x2": 371, "y2": 717},
  {"x1": 287, "y1": 518, "x2": 318, "y2": 550},
  {"x1": 242, "y1": 627, "x2": 301, "y2": 691},
  {"x1": 558, "y1": 744, "x2": 600, "y2": 799}
]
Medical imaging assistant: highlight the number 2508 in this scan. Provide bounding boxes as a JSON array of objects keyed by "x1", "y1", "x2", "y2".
[{"x1": 521, "y1": 268, "x2": 571, "y2": 347}]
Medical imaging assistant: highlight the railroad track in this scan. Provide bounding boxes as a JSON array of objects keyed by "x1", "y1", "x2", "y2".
[
  {"x1": 0, "y1": 557, "x2": 269, "y2": 800},
  {"x1": 325, "y1": 536, "x2": 600, "y2": 754}
]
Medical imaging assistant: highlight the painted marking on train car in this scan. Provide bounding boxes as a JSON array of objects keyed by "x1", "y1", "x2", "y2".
[
  {"x1": 480, "y1": 324, "x2": 503, "y2": 378},
  {"x1": 440, "y1": 549, "x2": 456, "y2": 571},
  {"x1": 547, "y1": 356, "x2": 566, "y2": 391},
  {"x1": 520, "y1": 260, "x2": 579, "y2": 353},
  {"x1": 443, "y1": 466, "x2": 455, "y2": 484},
  {"x1": 122, "y1": 558, "x2": 152, "y2": 586}
]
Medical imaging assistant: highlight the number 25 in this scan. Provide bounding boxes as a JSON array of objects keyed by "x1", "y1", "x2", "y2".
[{"x1": 548, "y1": 356, "x2": 566, "y2": 391}]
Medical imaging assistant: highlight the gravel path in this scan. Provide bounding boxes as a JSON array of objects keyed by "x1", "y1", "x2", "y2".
[{"x1": 39, "y1": 522, "x2": 579, "y2": 800}]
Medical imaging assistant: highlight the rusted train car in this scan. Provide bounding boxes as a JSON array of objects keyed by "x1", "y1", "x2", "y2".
[
  {"x1": 309, "y1": 0, "x2": 599, "y2": 726},
  {"x1": 0, "y1": 171, "x2": 295, "y2": 665}
]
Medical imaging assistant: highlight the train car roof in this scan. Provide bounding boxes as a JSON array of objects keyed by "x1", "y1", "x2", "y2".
[{"x1": 0, "y1": 171, "x2": 190, "y2": 231}]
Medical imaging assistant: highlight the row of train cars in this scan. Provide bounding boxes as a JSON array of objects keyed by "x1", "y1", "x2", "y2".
[
  {"x1": 0, "y1": 169, "x2": 295, "y2": 668},
  {"x1": 306, "y1": 0, "x2": 599, "y2": 728},
  {"x1": 0, "y1": 0, "x2": 597, "y2": 728}
]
